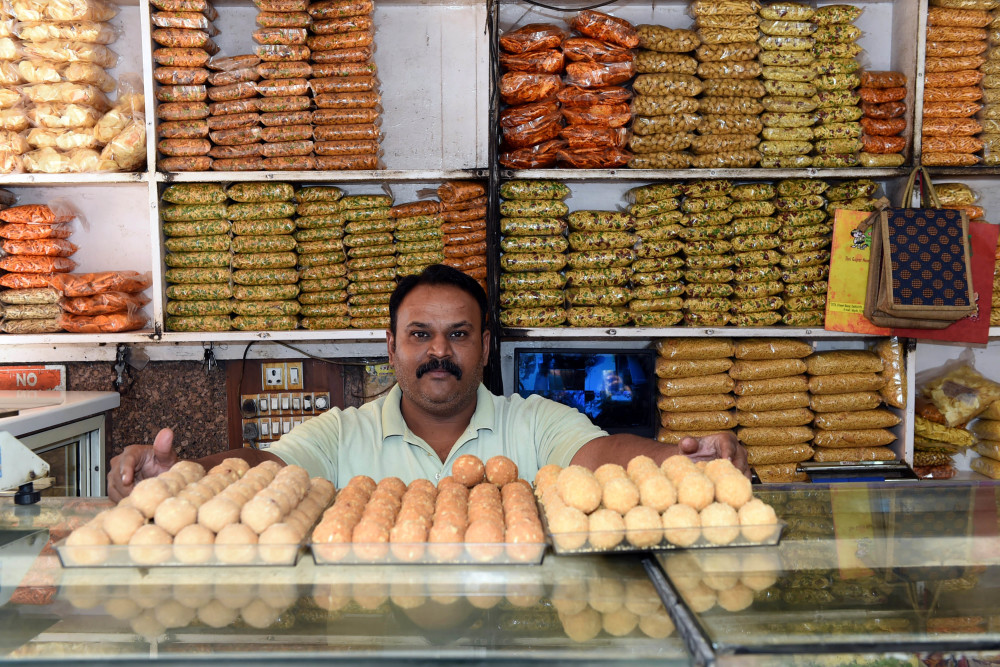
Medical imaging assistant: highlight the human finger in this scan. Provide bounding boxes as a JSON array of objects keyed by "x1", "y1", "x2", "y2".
[{"x1": 151, "y1": 428, "x2": 177, "y2": 473}]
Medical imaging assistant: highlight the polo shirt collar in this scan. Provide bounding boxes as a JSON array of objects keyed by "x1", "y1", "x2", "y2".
[{"x1": 381, "y1": 383, "x2": 496, "y2": 444}]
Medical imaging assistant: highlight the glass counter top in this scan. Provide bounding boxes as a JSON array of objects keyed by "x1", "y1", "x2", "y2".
[
  {"x1": 0, "y1": 498, "x2": 690, "y2": 666},
  {"x1": 653, "y1": 481, "x2": 1000, "y2": 665}
]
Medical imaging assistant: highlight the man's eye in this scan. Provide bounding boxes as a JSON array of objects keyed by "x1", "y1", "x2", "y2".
[
  {"x1": 452, "y1": 331, "x2": 467, "y2": 338},
  {"x1": 411, "y1": 331, "x2": 428, "y2": 338}
]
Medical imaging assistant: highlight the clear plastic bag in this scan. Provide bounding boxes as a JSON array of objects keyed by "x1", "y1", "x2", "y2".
[
  {"x1": 636, "y1": 25, "x2": 699, "y2": 53},
  {"x1": 499, "y1": 23, "x2": 566, "y2": 54},
  {"x1": 919, "y1": 353, "x2": 1000, "y2": 427},
  {"x1": 569, "y1": 10, "x2": 638, "y2": 49}
]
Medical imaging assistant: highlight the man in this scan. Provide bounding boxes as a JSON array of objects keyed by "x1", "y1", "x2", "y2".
[{"x1": 109, "y1": 265, "x2": 748, "y2": 501}]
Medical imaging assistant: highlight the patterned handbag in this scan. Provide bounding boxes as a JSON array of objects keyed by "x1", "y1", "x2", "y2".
[{"x1": 863, "y1": 167, "x2": 976, "y2": 328}]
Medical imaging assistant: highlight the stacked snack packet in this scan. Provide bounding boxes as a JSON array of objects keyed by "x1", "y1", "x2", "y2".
[
  {"x1": 982, "y1": 7, "x2": 1000, "y2": 164},
  {"x1": 161, "y1": 184, "x2": 233, "y2": 332},
  {"x1": 205, "y1": 54, "x2": 264, "y2": 172},
  {"x1": 563, "y1": 208, "x2": 633, "y2": 328},
  {"x1": 625, "y1": 183, "x2": 684, "y2": 327},
  {"x1": 342, "y1": 193, "x2": 394, "y2": 328},
  {"x1": 498, "y1": 179, "x2": 569, "y2": 328},
  {"x1": 921, "y1": 3, "x2": 989, "y2": 167},
  {"x1": 656, "y1": 337, "x2": 736, "y2": 446},
  {"x1": 392, "y1": 190, "x2": 443, "y2": 281},
  {"x1": 628, "y1": 24, "x2": 700, "y2": 170},
  {"x1": 679, "y1": 179, "x2": 733, "y2": 327},
  {"x1": 757, "y1": 0, "x2": 817, "y2": 169},
  {"x1": 809, "y1": 4, "x2": 865, "y2": 168},
  {"x1": 858, "y1": 70, "x2": 908, "y2": 166},
  {"x1": 971, "y1": 400, "x2": 1000, "y2": 479},
  {"x1": 806, "y1": 349, "x2": 899, "y2": 463},
  {"x1": 151, "y1": 0, "x2": 219, "y2": 171},
  {"x1": 0, "y1": 202, "x2": 77, "y2": 333},
  {"x1": 774, "y1": 178, "x2": 829, "y2": 328},
  {"x1": 0, "y1": 3, "x2": 25, "y2": 170},
  {"x1": 308, "y1": 0, "x2": 381, "y2": 170},
  {"x1": 437, "y1": 181, "x2": 487, "y2": 290},
  {"x1": 498, "y1": 23, "x2": 566, "y2": 169},
  {"x1": 556, "y1": 10, "x2": 636, "y2": 168},
  {"x1": 50, "y1": 271, "x2": 151, "y2": 333},
  {"x1": 731, "y1": 338, "x2": 814, "y2": 479},
  {"x1": 295, "y1": 185, "x2": 348, "y2": 330},
  {"x1": 690, "y1": 0, "x2": 762, "y2": 168},
  {"x1": 727, "y1": 182, "x2": 782, "y2": 326}
]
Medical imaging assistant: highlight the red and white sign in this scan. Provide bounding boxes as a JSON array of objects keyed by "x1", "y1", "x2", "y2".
[{"x1": 0, "y1": 365, "x2": 66, "y2": 391}]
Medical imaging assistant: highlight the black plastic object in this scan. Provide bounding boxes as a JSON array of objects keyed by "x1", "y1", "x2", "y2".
[{"x1": 13, "y1": 483, "x2": 40, "y2": 505}]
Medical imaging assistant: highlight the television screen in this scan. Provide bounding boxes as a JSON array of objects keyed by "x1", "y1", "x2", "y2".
[{"x1": 513, "y1": 348, "x2": 657, "y2": 437}]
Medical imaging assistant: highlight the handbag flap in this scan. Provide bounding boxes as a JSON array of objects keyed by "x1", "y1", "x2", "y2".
[{"x1": 884, "y1": 207, "x2": 973, "y2": 309}]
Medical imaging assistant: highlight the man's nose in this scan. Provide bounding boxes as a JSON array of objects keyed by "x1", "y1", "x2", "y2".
[{"x1": 427, "y1": 333, "x2": 452, "y2": 357}]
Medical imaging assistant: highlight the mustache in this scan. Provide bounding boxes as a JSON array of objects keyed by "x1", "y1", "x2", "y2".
[{"x1": 416, "y1": 358, "x2": 462, "y2": 380}]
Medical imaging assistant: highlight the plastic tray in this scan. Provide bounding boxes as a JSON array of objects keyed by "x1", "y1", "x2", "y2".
[
  {"x1": 54, "y1": 538, "x2": 305, "y2": 568},
  {"x1": 310, "y1": 540, "x2": 546, "y2": 565},
  {"x1": 540, "y1": 507, "x2": 784, "y2": 555}
]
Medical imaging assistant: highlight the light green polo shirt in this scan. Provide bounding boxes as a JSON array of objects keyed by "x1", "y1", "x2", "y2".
[{"x1": 268, "y1": 383, "x2": 607, "y2": 488}]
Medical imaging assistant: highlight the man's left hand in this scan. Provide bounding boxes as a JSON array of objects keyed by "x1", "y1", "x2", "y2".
[{"x1": 678, "y1": 432, "x2": 750, "y2": 477}]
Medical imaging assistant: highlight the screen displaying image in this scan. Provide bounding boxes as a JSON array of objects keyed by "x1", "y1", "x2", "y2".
[{"x1": 514, "y1": 349, "x2": 656, "y2": 437}]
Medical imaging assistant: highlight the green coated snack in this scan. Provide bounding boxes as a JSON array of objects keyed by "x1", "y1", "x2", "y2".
[
  {"x1": 781, "y1": 264, "x2": 830, "y2": 283},
  {"x1": 632, "y1": 269, "x2": 682, "y2": 285},
  {"x1": 394, "y1": 227, "x2": 442, "y2": 243},
  {"x1": 683, "y1": 297, "x2": 731, "y2": 312},
  {"x1": 300, "y1": 263, "x2": 348, "y2": 280},
  {"x1": 631, "y1": 283, "x2": 685, "y2": 299},
  {"x1": 733, "y1": 280, "x2": 784, "y2": 298},
  {"x1": 344, "y1": 232, "x2": 393, "y2": 247},
  {"x1": 233, "y1": 315, "x2": 298, "y2": 330},
  {"x1": 501, "y1": 253, "x2": 567, "y2": 272},
  {"x1": 295, "y1": 186, "x2": 343, "y2": 202},
  {"x1": 165, "y1": 267, "x2": 231, "y2": 284},
  {"x1": 395, "y1": 215, "x2": 442, "y2": 232},
  {"x1": 232, "y1": 299, "x2": 301, "y2": 316},
  {"x1": 295, "y1": 214, "x2": 345, "y2": 229},
  {"x1": 567, "y1": 210, "x2": 634, "y2": 232},
  {"x1": 679, "y1": 225, "x2": 733, "y2": 241},
  {"x1": 232, "y1": 252, "x2": 297, "y2": 269},
  {"x1": 781, "y1": 310, "x2": 824, "y2": 327},
  {"x1": 681, "y1": 210, "x2": 734, "y2": 228},
  {"x1": 299, "y1": 303, "x2": 350, "y2": 317},
  {"x1": 162, "y1": 203, "x2": 229, "y2": 221},
  {"x1": 500, "y1": 271, "x2": 566, "y2": 290},
  {"x1": 162, "y1": 183, "x2": 228, "y2": 205},
  {"x1": 784, "y1": 294, "x2": 827, "y2": 311},
  {"x1": 347, "y1": 280, "x2": 396, "y2": 295},
  {"x1": 631, "y1": 310, "x2": 684, "y2": 327},
  {"x1": 396, "y1": 239, "x2": 444, "y2": 254},
  {"x1": 567, "y1": 248, "x2": 637, "y2": 268},
  {"x1": 777, "y1": 209, "x2": 828, "y2": 226},
  {"x1": 296, "y1": 201, "x2": 343, "y2": 216},
  {"x1": 346, "y1": 255, "x2": 396, "y2": 271},
  {"x1": 299, "y1": 290, "x2": 349, "y2": 304},
  {"x1": 780, "y1": 223, "x2": 832, "y2": 240},
  {"x1": 166, "y1": 283, "x2": 233, "y2": 300},
  {"x1": 299, "y1": 278, "x2": 348, "y2": 294},
  {"x1": 730, "y1": 183, "x2": 776, "y2": 201},
  {"x1": 500, "y1": 290, "x2": 565, "y2": 309},
  {"x1": 343, "y1": 207, "x2": 392, "y2": 222},
  {"x1": 232, "y1": 268, "x2": 300, "y2": 285},
  {"x1": 163, "y1": 220, "x2": 231, "y2": 237},
  {"x1": 733, "y1": 249, "x2": 782, "y2": 267},
  {"x1": 166, "y1": 300, "x2": 233, "y2": 316},
  {"x1": 564, "y1": 267, "x2": 633, "y2": 287},
  {"x1": 500, "y1": 307, "x2": 566, "y2": 327},
  {"x1": 226, "y1": 182, "x2": 295, "y2": 202},
  {"x1": 773, "y1": 194, "x2": 826, "y2": 212},
  {"x1": 228, "y1": 202, "x2": 297, "y2": 220},
  {"x1": 501, "y1": 235, "x2": 569, "y2": 253},
  {"x1": 565, "y1": 286, "x2": 630, "y2": 307},
  {"x1": 634, "y1": 239, "x2": 683, "y2": 259},
  {"x1": 347, "y1": 267, "x2": 395, "y2": 282},
  {"x1": 684, "y1": 239, "x2": 732, "y2": 255},
  {"x1": 348, "y1": 294, "x2": 391, "y2": 309},
  {"x1": 299, "y1": 251, "x2": 348, "y2": 266},
  {"x1": 500, "y1": 200, "x2": 569, "y2": 218},
  {"x1": 165, "y1": 235, "x2": 231, "y2": 252},
  {"x1": 501, "y1": 217, "x2": 566, "y2": 236},
  {"x1": 628, "y1": 198, "x2": 681, "y2": 218},
  {"x1": 680, "y1": 195, "x2": 732, "y2": 214},
  {"x1": 294, "y1": 227, "x2": 345, "y2": 242},
  {"x1": 234, "y1": 284, "x2": 300, "y2": 300},
  {"x1": 340, "y1": 195, "x2": 393, "y2": 210},
  {"x1": 733, "y1": 217, "x2": 781, "y2": 236},
  {"x1": 397, "y1": 251, "x2": 444, "y2": 266},
  {"x1": 683, "y1": 268, "x2": 734, "y2": 284},
  {"x1": 626, "y1": 183, "x2": 683, "y2": 204},
  {"x1": 350, "y1": 316, "x2": 390, "y2": 330},
  {"x1": 233, "y1": 218, "x2": 296, "y2": 235},
  {"x1": 634, "y1": 211, "x2": 684, "y2": 230},
  {"x1": 165, "y1": 252, "x2": 231, "y2": 268},
  {"x1": 684, "y1": 254, "x2": 734, "y2": 270},
  {"x1": 568, "y1": 231, "x2": 637, "y2": 250},
  {"x1": 346, "y1": 218, "x2": 395, "y2": 234},
  {"x1": 300, "y1": 315, "x2": 351, "y2": 329},
  {"x1": 730, "y1": 296, "x2": 784, "y2": 313},
  {"x1": 167, "y1": 315, "x2": 232, "y2": 331},
  {"x1": 825, "y1": 179, "x2": 878, "y2": 201},
  {"x1": 735, "y1": 266, "x2": 782, "y2": 282},
  {"x1": 565, "y1": 307, "x2": 630, "y2": 328},
  {"x1": 296, "y1": 238, "x2": 347, "y2": 255},
  {"x1": 731, "y1": 234, "x2": 781, "y2": 252},
  {"x1": 685, "y1": 283, "x2": 733, "y2": 298},
  {"x1": 783, "y1": 281, "x2": 827, "y2": 297},
  {"x1": 500, "y1": 180, "x2": 570, "y2": 200},
  {"x1": 233, "y1": 235, "x2": 296, "y2": 253},
  {"x1": 780, "y1": 249, "x2": 831, "y2": 269},
  {"x1": 635, "y1": 224, "x2": 683, "y2": 242}
]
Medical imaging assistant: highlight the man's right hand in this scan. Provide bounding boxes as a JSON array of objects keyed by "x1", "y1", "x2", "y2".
[{"x1": 107, "y1": 428, "x2": 178, "y2": 502}]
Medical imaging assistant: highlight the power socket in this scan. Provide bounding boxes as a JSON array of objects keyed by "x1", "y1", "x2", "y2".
[
  {"x1": 286, "y1": 362, "x2": 303, "y2": 390},
  {"x1": 262, "y1": 363, "x2": 285, "y2": 388}
]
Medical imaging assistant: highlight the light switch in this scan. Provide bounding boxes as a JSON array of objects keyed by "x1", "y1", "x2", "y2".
[
  {"x1": 258, "y1": 397, "x2": 268, "y2": 414},
  {"x1": 269, "y1": 396, "x2": 279, "y2": 411},
  {"x1": 259, "y1": 421, "x2": 270, "y2": 437},
  {"x1": 292, "y1": 396, "x2": 301, "y2": 411},
  {"x1": 281, "y1": 396, "x2": 290, "y2": 411},
  {"x1": 282, "y1": 420, "x2": 292, "y2": 434}
]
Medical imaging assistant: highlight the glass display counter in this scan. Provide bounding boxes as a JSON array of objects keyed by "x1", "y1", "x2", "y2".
[
  {"x1": 650, "y1": 481, "x2": 1000, "y2": 666},
  {"x1": 0, "y1": 498, "x2": 688, "y2": 666}
]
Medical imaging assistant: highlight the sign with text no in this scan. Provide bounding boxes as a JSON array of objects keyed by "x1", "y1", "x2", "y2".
[{"x1": 0, "y1": 365, "x2": 66, "y2": 391}]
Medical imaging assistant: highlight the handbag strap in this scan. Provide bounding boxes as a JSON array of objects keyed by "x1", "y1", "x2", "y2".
[{"x1": 901, "y1": 166, "x2": 943, "y2": 209}]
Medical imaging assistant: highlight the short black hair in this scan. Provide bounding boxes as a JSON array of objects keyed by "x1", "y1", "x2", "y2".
[{"x1": 389, "y1": 264, "x2": 488, "y2": 335}]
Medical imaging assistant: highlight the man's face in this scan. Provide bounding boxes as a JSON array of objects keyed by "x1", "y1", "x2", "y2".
[{"x1": 386, "y1": 284, "x2": 489, "y2": 418}]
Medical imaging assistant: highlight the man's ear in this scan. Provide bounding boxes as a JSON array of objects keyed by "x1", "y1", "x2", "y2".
[
  {"x1": 481, "y1": 325, "x2": 490, "y2": 363},
  {"x1": 386, "y1": 327, "x2": 396, "y2": 365}
]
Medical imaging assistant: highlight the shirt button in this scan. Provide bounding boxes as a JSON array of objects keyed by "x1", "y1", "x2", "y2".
[{"x1": 435, "y1": 473, "x2": 441, "y2": 480}]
